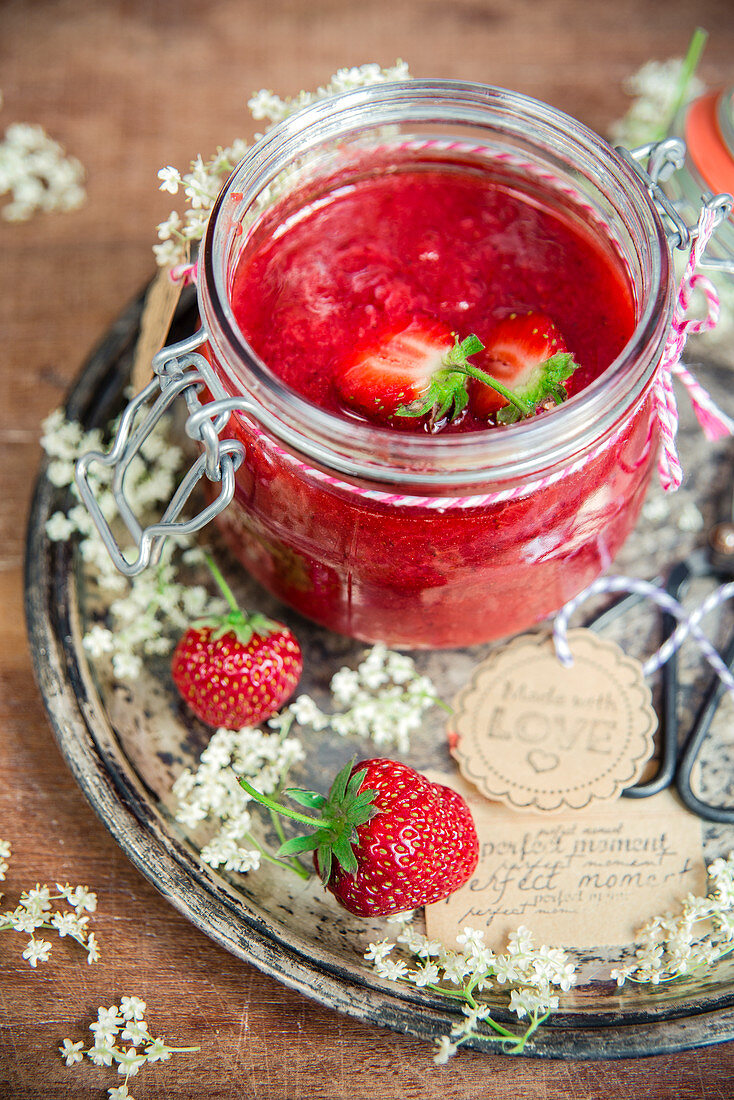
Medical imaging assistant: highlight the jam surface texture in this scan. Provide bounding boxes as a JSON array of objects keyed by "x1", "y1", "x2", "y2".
[{"x1": 231, "y1": 166, "x2": 635, "y2": 429}]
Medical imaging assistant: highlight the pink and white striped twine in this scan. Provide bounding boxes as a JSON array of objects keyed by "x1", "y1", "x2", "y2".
[
  {"x1": 169, "y1": 261, "x2": 198, "y2": 286},
  {"x1": 654, "y1": 205, "x2": 734, "y2": 491}
]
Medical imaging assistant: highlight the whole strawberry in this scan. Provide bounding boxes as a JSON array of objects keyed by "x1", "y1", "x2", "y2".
[
  {"x1": 171, "y1": 556, "x2": 302, "y2": 729},
  {"x1": 239, "y1": 758, "x2": 479, "y2": 917}
]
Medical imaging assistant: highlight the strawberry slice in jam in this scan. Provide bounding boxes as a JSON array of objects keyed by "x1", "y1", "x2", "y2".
[
  {"x1": 335, "y1": 318, "x2": 460, "y2": 427},
  {"x1": 471, "y1": 311, "x2": 578, "y2": 424},
  {"x1": 336, "y1": 313, "x2": 580, "y2": 431}
]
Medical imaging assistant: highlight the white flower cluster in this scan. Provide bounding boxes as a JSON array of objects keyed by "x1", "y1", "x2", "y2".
[
  {"x1": 0, "y1": 838, "x2": 100, "y2": 967},
  {"x1": 41, "y1": 407, "x2": 215, "y2": 681},
  {"x1": 269, "y1": 643, "x2": 443, "y2": 753},
  {"x1": 154, "y1": 139, "x2": 249, "y2": 267},
  {"x1": 248, "y1": 60, "x2": 410, "y2": 126},
  {"x1": 173, "y1": 725, "x2": 305, "y2": 874},
  {"x1": 608, "y1": 58, "x2": 704, "y2": 148},
  {"x1": 611, "y1": 852, "x2": 734, "y2": 986},
  {"x1": 154, "y1": 61, "x2": 411, "y2": 268},
  {"x1": 59, "y1": 996, "x2": 199, "y2": 1099},
  {"x1": 366, "y1": 913, "x2": 576, "y2": 1060},
  {"x1": 0, "y1": 99, "x2": 85, "y2": 222}
]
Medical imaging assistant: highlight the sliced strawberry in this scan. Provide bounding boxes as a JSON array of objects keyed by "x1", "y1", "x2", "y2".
[
  {"x1": 335, "y1": 312, "x2": 578, "y2": 431},
  {"x1": 335, "y1": 319, "x2": 481, "y2": 429},
  {"x1": 336, "y1": 318, "x2": 453, "y2": 422},
  {"x1": 470, "y1": 311, "x2": 579, "y2": 423}
]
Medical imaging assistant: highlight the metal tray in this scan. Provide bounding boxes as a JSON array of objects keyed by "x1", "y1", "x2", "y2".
[{"x1": 25, "y1": 288, "x2": 734, "y2": 1058}]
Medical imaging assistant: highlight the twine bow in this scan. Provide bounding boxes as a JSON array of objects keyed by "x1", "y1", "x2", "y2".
[{"x1": 654, "y1": 205, "x2": 734, "y2": 491}]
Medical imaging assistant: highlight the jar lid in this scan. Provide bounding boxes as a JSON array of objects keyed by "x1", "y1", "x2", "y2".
[{"x1": 684, "y1": 87, "x2": 734, "y2": 196}]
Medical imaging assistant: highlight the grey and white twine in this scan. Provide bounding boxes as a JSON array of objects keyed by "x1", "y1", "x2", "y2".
[{"x1": 553, "y1": 575, "x2": 734, "y2": 694}]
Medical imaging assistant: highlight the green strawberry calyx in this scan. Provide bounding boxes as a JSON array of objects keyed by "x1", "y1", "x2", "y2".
[
  {"x1": 194, "y1": 608, "x2": 280, "y2": 645},
  {"x1": 495, "y1": 351, "x2": 579, "y2": 425},
  {"x1": 195, "y1": 552, "x2": 280, "y2": 644},
  {"x1": 396, "y1": 333, "x2": 579, "y2": 426},
  {"x1": 238, "y1": 758, "x2": 380, "y2": 884}
]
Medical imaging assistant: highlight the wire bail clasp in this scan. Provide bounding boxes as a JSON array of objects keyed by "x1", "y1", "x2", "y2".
[
  {"x1": 74, "y1": 329, "x2": 246, "y2": 577},
  {"x1": 618, "y1": 138, "x2": 734, "y2": 271}
]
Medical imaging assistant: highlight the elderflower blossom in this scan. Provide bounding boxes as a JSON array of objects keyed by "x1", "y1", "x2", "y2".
[
  {"x1": 114, "y1": 1049, "x2": 148, "y2": 1077},
  {"x1": 270, "y1": 643, "x2": 442, "y2": 753},
  {"x1": 59, "y1": 998, "x2": 199, "y2": 1095},
  {"x1": 154, "y1": 62, "x2": 411, "y2": 268},
  {"x1": 364, "y1": 911, "x2": 577, "y2": 1059},
  {"x1": 40, "y1": 407, "x2": 217, "y2": 681},
  {"x1": 153, "y1": 137, "x2": 249, "y2": 266},
  {"x1": 0, "y1": 840, "x2": 102, "y2": 967},
  {"x1": 611, "y1": 852, "x2": 734, "y2": 987},
  {"x1": 248, "y1": 60, "x2": 410, "y2": 126},
  {"x1": 120, "y1": 996, "x2": 147, "y2": 1022},
  {"x1": 59, "y1": 1039, "x2": 85, "y2": 1066},
  {"x1": 608, "y1": 58, "x2": 704, "y2": 148},
  {"x1": 0, "y1": 840, "x2": 9, "y2": 890},
  {"x1": 433, "y1": 1035, "x2": 459, "y2": 1065},
  {"x1": 0, "y1": 101, "x2": 86, "y2": 222},
  {"x1": 108, "y1": 1086, "x2": 134, "y2": 1100},
  {"x1": 22, "y1": 938, "x2": 52, "y2": 967},
  {"x1": 173, "y1": 725, "x2": 305, "y2": 874}
]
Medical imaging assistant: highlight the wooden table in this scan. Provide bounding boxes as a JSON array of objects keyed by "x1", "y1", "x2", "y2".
[{"x1": 3, "y1": 1, "x2": 734, "y2": 1095}]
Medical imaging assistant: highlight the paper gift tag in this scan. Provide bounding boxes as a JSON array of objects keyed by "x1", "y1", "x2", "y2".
[
  {"x1": 425, "y1": 774, "x2": 706, "y2": 950},
  {"x1": 450, "y1": 629, "x2": 657, "y2": 813}
]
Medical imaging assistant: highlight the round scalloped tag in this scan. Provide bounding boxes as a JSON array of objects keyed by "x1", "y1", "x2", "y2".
[{"x1": 450, "y1": 629, "x2": 658, "y2": 813}]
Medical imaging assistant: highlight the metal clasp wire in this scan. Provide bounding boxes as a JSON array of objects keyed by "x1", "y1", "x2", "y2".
[
  {"x1": 619, "y1": 138, "x2": 734, "y2": 272},
  {"x1": 74, "y1": 329, "x2": 250, "y2": 577}
]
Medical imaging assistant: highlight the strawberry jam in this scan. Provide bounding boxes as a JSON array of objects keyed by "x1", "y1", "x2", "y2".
[
  {"x1": 231, "y1": 169, "x2": 634, "y2": 428},
  {"x1": 212, "y1": 158, "x2": 659, "y2": 648}
]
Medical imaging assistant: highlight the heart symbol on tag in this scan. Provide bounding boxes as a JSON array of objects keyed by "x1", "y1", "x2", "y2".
[{"x1": 527, "y1": 749, "x2": 560, "y2": 773}]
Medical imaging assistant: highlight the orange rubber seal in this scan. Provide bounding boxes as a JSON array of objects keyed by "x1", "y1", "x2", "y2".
[{"x1": 684, "y1": 90, "x2": 734, "y2": 196}]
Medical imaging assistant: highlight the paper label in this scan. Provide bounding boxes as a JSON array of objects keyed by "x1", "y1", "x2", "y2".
[
  {"x1": 425, "y1": 775, "x2": 706, "y2": 950},
  {"x1": 131, "y1": 265, "x2": 185, "y2": 393},
  {"x1": 450, "y1": 630, "x2": 657, "y2": 812}
]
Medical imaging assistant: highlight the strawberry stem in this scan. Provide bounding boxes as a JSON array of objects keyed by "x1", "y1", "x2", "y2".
[
  {"x1": 245, "y1": 831, "x2": 311, "y2": 880},
  {"x1": 445, "y1": 333, "x2": 533, "y2": 417},
  {"x1": 460, "y1": 364, "x2": 533, "y2": 418},
  {"x1": 238, "y1": 777, "x2": 328, "y2": 829},
  {"x1": 238, "y1": 760, "x2": 379, "y2": 884},
  {"x1": 269, "y1": 807, "x2": 289, "y2": 849},
  {"x1": 660, "y1": 27, "x2": 708, "y2": 141},
  {"x1": 204, "y1": 552, "x2": 241, "y2": 615},
  {"x1": 198, "y1": 553, "x2": 280, "y2": 643}
]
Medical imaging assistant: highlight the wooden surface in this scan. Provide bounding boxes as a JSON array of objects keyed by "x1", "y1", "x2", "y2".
[{"x1": 3, "y1": 1, "x2": 734, "y2": 1096}]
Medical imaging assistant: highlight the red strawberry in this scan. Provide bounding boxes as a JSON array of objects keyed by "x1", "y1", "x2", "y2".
[
  {"x1": 336, "y1": 314, "x2": 579, "y2": 431},
  {"x1": 171, "y1": 555, "x2": 302, "y2": 729},
  {"x1": 471, "y1": 311, "x2": 578, "y2": 423},
  {"x1": 239, "y1": 758, "x2": 479, "y2": 917},
  {"x1": 335, "y1": 319, "x2": 484, "y2": 429}
]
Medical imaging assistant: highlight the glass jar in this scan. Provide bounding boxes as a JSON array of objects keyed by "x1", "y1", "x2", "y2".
[
  {"x1": 191, "y1": 81, "x2": 673, "y2": 648},
  {"x1": 78, "y1": 81, "x2": 681, "y2": 650}
]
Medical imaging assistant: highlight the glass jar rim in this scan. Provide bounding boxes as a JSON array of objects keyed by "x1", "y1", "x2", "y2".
[{"x1": 199, "y1": 79, "x2": 673, "y2": 489}]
